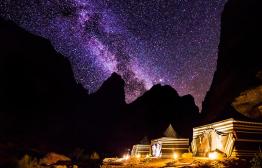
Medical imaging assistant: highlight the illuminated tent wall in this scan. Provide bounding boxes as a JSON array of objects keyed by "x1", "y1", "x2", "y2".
[
  {"x1": 192, "y1": 118, "x2": 262, "y2": 158},
  {"x1": 131, "y1": 144, "x2": 150, "y2": 157},
  {"x1": 150, "y1": 137, "x2": 189, "y2": 158}
]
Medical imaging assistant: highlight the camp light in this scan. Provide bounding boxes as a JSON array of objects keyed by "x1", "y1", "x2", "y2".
[
  {"x1": 208, "y1": 152, "x2": 218, "y2": 160},
  {"x1": 123, "y1": 154, "x2": 130, "y2": 160},
  {"x1": 173, "y1": 152, "x2": 179, "y2": 160},
  {"x1": 135, "y1": 153, "x2": 141, "y2": 159}
]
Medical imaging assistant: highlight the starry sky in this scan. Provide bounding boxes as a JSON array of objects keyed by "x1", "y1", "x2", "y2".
[{"x1": 0, "y1": 0, "x2": 227, "y2": 108}]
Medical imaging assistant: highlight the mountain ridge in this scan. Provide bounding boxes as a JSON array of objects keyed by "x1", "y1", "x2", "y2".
[{"x1": 0, "y1": 17, "x2": 200, "y2": 155}]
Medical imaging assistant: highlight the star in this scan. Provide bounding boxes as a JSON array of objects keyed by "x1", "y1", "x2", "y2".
[{"x1": 0, "y1": 0, "x2": 227, "y2": 108}]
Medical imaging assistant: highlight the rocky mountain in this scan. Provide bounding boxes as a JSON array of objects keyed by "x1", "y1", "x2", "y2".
[
  {"x1": 85, "y1": 75, "x2": 200, "y2": 153},
  {"x1": 126, "y1": 84, "x2": 199, "y2": 143},
  {"x1": 91, "y1": 72, "x2": 126, "y2": 106},
  {"x1": 201, "y1": 0, "x2": 262, "y2": 123},
  {"x1": 0, "y1": 17, "x2": 199, "y2": 157},
  {"x1": 0, "y1": 17, "x2": 88, "y2": 151}
]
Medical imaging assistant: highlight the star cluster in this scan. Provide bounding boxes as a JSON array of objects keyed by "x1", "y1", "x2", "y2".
[{"x1": 0, "y1": 0, "x2": 227, "y2": 108}]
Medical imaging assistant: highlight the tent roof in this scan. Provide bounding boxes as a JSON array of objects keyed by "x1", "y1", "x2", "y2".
[{"x1": 164, "y1": 124, "x2": 177, "y2": 138}]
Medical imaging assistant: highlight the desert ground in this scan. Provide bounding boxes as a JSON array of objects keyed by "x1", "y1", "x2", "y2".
[{"x1": 101, "y1": 157, "x2": 251, "y2": 168}]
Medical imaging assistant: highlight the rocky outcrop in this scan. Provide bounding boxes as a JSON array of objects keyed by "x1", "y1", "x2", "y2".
[
  {"x1": 201, "y1": 0, "x2": 262, "y2": 123},
  {"x1": 232, "y1": 85, "x2": 262, "y2": 119},
  {"x1": 0, "y1": 17, "x2": 88, "y2": 152},
  {"x1": 126, "y1": 84, "x2": 199, "y2": 143},
  {"x1": 84, "y1": 79, "x2": 200, "y2": 153},
  {"x1": 91, "y1": 72, "x2": 126, "y2": 107}
]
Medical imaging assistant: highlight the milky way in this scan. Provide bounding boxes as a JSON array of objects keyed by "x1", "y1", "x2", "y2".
[{"x1": 0, "y1": 0, "x2": 227, "y2": 108}]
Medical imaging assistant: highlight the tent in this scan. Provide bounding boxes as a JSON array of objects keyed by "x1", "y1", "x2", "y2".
[
  {"x1": 131, "y1": 144, "x2": 150, "y2": 157},
  {"x1": 192, "y1": 118, "x2": 262, "y2": 158},
  {"x1": 150, "y1": 124, "x2": 189, "y2": 158}
]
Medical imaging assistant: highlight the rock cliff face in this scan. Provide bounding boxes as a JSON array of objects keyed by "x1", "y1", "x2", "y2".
[
  {"x1": 232, "y1": 85, "x2": 262, "y2": 119},
  {"x1": 201, "y1": 0, "x2": 262, "y2": 123},
  {"x1": 126, "y1": 84, "x2": 199, "y2": 143},
  {"x1": 0, "y1": 18, "x2": 87, "y2": 149}
]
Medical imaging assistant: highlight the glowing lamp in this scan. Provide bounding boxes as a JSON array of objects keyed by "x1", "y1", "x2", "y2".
[
  {"x1": 123, "y1": 154, "x2": 130, "y2": 160},
  {"x1": 173, "y1": 152, "x2": 179, "y2": 160},
  {"x1": 135, "y1": 154, "x2": 141, "y2": 159},
  {"x1": 208, "y1": 152, "x2": 218, "y2": 160}
]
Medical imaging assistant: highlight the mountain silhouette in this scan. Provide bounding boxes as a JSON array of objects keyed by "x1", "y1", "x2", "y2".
[
  {"x1": 126, "y1": 84, "x2": 199, "y2": 144},
  {"x1": 0, "y1": 18, "x2": 87, "y2": 151},
  {"x1": 201, "y1": 0, "x2": 262, "y2": 123},
  {"x1": 0, "y1": 17, "x2": 199, "y2": 157}
]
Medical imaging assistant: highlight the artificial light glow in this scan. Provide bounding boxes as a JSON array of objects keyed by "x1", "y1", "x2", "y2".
[
  {"x1": 135, "y1": 154, "x2": 141, "y2": 159},
  {"x1": 123, "y1": 154, "x2": 130, "y2": 160},
  {"x1": 208, "y1": 152, "x2": 218, "y2": 160},
  {"x1": 216, "y1": 135, "x2": 224, "y2": 150},
  {"x1": 173, "y1": 152, "x2": 179, "y2": 160}
]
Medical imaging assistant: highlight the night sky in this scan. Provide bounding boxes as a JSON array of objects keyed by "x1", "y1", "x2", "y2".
[{"x1": 0, "y1": 0, "x2": 227, "y2": 108}]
